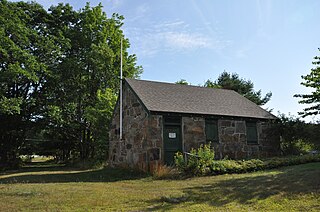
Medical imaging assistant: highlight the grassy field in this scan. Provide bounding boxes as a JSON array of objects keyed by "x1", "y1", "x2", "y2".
[{"x1": 0, "y1": 162, "x2": 319, "y2": 211}]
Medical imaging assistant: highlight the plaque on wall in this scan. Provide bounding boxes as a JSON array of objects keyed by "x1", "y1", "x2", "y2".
[{"x1": 169, "y1": 132, "x2": 176, "y2": 139}]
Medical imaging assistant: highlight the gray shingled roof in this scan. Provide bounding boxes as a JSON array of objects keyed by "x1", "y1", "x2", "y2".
[{"x1": 125, "y1": 78, "x2": 277, "y2": 120}]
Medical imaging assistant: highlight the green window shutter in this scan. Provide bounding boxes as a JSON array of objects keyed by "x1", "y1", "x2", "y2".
[
  {"x1": 205, "y1": 119, "x2": 218, "y2": 142},
  {"x1": 246, "y1": 122, "x2": 258, "y2": 144}
]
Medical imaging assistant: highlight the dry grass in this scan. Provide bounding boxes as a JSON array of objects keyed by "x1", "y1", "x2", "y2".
[{"x1": 152, "y1": 165, "x2": 180, "y2": 179}]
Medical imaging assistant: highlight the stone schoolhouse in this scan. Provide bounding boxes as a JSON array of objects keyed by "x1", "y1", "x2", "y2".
[{"x1": 109, "y1": 78, "x2": 279, "y2": 171}]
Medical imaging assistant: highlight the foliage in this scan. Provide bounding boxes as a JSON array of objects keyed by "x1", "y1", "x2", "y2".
[
  {"x1": 205, "y1": 71, "x2": 272, "y2": 105},
  {"x1": 210, "y1": 159, "x2": 264, "y2": 175},
  {"x1": 294, "y1": 48, "x2": 320, "y2": 117},
  {"x1": 175, "y1": 72, "x2": 271, "y2": 105},
  {"x1": 210, "y1": 155, "x2": 320, "y2": 175},
  {"x1": 0, "y1": 0, "x2": 61, "y2": 168},
  {"x1": 175, "y1": 144, "x2": 320, "y2": 176},
  {"x1": 0, "y1": 1, "x2": 142, "y2": 168},
  {"x1": 175, "y1": 79, "x2": 189, "y2": 85},
  {"x1": 175, "y1": 143, "x2": 215, "y2": 175},
  {"x1": 273, "y1": 113, "x2": 319, "y2": 155},
  {"x1": 281, "y1": 139, "x2": 315, "y2": 155},
  {"x1": 41, "y1": 3, "x2": 141, "y2": 162}
]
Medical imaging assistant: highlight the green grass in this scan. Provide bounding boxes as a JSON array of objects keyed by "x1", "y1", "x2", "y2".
[{"x1": 0, "y1": 162, "x2": 319, "y2": 211}]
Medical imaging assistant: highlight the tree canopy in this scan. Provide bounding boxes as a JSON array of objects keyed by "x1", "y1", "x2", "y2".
[
  {"x1": 294, "y1": 48, "x2": 320, "y2": 117},
  {"x1": 205, "y1": 71, "x2": 272, "y2": 106},
  {"x1": 175, "y1": 79, "x2": 189, "y2": 85},
  {"x1": 0, "y1": 0, "x2": 142, "y2": 168},
  {"x1": 178, "y1": 71, "x2": 272, "y2": 106}
]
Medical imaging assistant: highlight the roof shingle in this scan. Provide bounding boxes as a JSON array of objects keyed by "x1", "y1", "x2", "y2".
[{"x1": 125, "y1": 78, "x2": 277, "y2": 120}]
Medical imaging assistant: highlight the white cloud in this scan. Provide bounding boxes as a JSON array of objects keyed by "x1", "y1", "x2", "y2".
[
  {"x1": 125, "y1": 20, "x2": 230, "y2": 57},
  {"x1": 164, "y1": 32, "x2": 208, "y2": 49}
]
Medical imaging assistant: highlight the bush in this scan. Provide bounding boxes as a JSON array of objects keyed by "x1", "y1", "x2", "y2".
[
  {"x1": 175, "y1": 144, "x2": 320, "y2": 177},
  {"x1": 281, "y1": 139, "x2": 315, "y2": 156},
  {"x1": 210, "y1": 159, "x2": 264, "y2": 175},
  {"x1": 174, "y1": 143, "x2": 215, "y2": 176},
  {"x1": 275, "y1": 113, "x2": 320, "y2": 155},
  {"x1": 264, "y1": 154, "x2": 320, "y2": 169}
]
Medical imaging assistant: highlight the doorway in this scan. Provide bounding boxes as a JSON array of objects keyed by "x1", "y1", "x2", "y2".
[{"x1": 163, "y1": 117, "x2": 182, "y2": 165}]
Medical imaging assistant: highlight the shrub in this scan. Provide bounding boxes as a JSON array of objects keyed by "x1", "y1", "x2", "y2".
[
  {"x1": 175, "y1": 144, "x2": 320, "y2": 177},
  {"x1": 174, "y1": 143, "x2": 215, "y2": 176},
  {"x1": 281, "y1": 139, "x2": 315, "y2": 155},
  {"x1": 241, "y1": 159, "x2": 264, "y2": 172},
  {"x1": 210, "y1": 160, "x2": 240, "y2": 174},
  {"x1": 264, "y1": 154, "x2": 320, "y2": 169},
  {"x1": 210, "y1": 159, "x2": 264, "y2": 175}
]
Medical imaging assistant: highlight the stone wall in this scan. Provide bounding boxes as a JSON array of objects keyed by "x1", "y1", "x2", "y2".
[
  {"x1": 182, "y1": 118, "x2": 279, "y2": 159},
  {"x1": 109, "y1": 82, "x2": 163, "y2": 171},
  {"x1": 182, "y1": 117, "x2": 206, "y2": 152},
  {"x1": 219, "y1": 119, "x2": 279, "y2": 158}
]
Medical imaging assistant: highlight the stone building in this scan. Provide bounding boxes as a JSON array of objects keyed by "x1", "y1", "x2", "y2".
[{"x1": 109, "y1": 78, "x2": 279, "y2": 171}]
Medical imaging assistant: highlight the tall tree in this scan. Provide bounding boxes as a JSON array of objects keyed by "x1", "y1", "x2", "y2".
[
  {"x1": 0, "y1": 0, "x2": 63, "y2": 167},
  {"x1": 43, "y1": 3, "x2": 142, "y2": 161},
  {"x1": 294, "y1": 49, "x2": 320, "y2": 117},
  {"x1": 0, "y1": 1, "x2": 142, "y2": 168},
  {"x1": 205, "y1": 71, "x2": 272, "y2": 105}
]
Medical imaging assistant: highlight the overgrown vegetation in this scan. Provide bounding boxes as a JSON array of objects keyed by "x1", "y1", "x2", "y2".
[
  {"x1": 175, "y1": 143, "x2": 215, "y2": 175},
  {"x1": 175, "y1": 144, "x2": 320, "y2": 176},
  {"x1": 0, "y1": 1, "x2": 142, "y2": 169},
  {"x1": 274, "y1": 113, "x2": 320, "y2": 155}
]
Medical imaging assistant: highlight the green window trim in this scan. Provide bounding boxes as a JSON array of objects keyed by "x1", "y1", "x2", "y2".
[
  {"x1": 246, "y1": 121, "x2": 258, "y2": 144},
  {"x1": 205, "y1": 119, "x2": 219, "y2": 143}
]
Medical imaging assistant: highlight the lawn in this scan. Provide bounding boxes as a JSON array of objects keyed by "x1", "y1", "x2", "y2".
[{"x1": 0, "y1": 162, "x2": 319, "y2": 211}]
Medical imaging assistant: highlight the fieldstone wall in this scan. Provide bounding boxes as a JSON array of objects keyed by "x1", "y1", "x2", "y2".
[
  {"x1": 218, "y1": 119, "x2": 279, "y2": 158},
  {"x1": 182, "y1": 118, "x2": 279, "y2": 159},
  {"x1": 109, "y1": 82, "x2": 163, "y2": 171},
  {"x1": 182, "y1": 117, "x2": 206, "y2": 152}
]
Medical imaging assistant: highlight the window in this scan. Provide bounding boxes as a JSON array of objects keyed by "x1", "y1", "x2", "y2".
[
  {"x1": 246, "y1": 122, "x2": 258, "y2": 144},
  {"x1": 205, "y1": 119, "x2": 218, "y2": 142}
]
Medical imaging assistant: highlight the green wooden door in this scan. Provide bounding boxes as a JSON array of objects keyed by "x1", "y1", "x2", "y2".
[{"x1": 164, "y1": 125, "x2": 182, "y2": 165}]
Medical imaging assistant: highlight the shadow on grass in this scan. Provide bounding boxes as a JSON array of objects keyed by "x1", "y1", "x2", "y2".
[
  {"x1": 0, "y1": 162, "x2": 147, "y2": 184},
  {"x1": 147, "y1": 162, "x2": 320, "y2": 211}
]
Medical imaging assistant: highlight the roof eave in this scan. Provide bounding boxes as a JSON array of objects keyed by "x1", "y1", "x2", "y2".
[{"x1": 149, "y1": 110, "x2": 277, "y2": 120}]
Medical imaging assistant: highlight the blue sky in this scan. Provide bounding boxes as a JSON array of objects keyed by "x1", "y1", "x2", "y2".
[{"x1": 18, "y1": 0, "x2": 320, "y2": 121}]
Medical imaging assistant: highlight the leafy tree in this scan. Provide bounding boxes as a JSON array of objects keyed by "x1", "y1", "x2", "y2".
[
  {"x1": 175, "y1": 79, "x2": 189, "y2": 85},
  {"x1": 0, "y1": 0, "x2": 63, "y2": 167},
  {"x1": 0, "y1": 1, "x2": 142, "y2": 168},
  {"x1": 43, "y1": 3, "x2": 142, "y2": 161},
  {"x1": 294, "y1": 48, "x2": 320, "y2": 117},
  {"x1": 273, "y1": 113, "x2": 319, "y2": 155},
  {"x1": 205, "y1": 71, "x2": 272, "y2": 105},
  {"x1": 84, "y1": 89, "x2": 117, "y2": 161}
]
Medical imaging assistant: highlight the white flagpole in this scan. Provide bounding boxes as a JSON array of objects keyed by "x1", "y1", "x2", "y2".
[{"x1": 119, "y1": 38, "x2": 123, "y2": 140}]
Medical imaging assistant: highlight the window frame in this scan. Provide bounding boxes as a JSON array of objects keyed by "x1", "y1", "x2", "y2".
[
  {"x1": 246, "y1": 121, "x2": 258, "y2": 144},
  {"x1": 205, "y1": 119, "x2": 219, "y2": 143}
]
